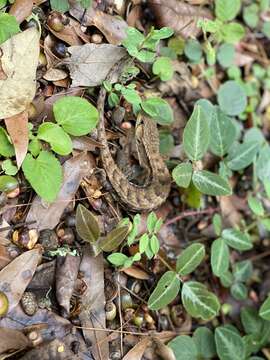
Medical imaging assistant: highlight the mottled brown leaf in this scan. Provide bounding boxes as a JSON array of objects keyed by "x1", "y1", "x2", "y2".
[
  {"x1": 5, "y1": 110, "x2": 28, "y2": 168},
  {"x1": 148, "y1": 0, "x2": 211, "y2": 38},
  {"x1": 9, "y1": 0, "x2": 33, "y2": 24},
  {"x1": 153, "y1": 337, "x2": 176, "y2": 360},
  {"x1": 0, "y1": 244, "x2": 13, "y2": 270},
  {"x1": 0, "y1": 328, "x2": 29, "y2": 355},
  {"x1": 123, "y1": 338, "x2": 151, "y2": 360},
  {"x1": 0, "y1": 28, "x2": 40, "y2": 119},
  {"x1": 98, "y1": 225, "x2": 130, "y2": 252},
  {"x1": 75, "y1": 204, "x2": 100, "y2": 243},
  {"x1": 0, "y1": 248, "x2": 42, "y2": 312}
]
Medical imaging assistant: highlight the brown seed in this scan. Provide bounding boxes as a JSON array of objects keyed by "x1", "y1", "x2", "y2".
[
  {"x1": 13, "y1": 229, "x2": 39, "y2": 250},
  {"x1": 47, "y1": 12, "x2": 65, "y2": 32},
  {"x1": 91, "y1": 33, "x2": 103, "y2": 44},
  {"x1": 0, "y1": 291, "x2": 9, "y2": 317},
  {"x1": 21, "y1": 292, "x2": 38, "y2": 316},
  {"x1": 39, "y1": 229, "x2": 58, "y2": 251}
]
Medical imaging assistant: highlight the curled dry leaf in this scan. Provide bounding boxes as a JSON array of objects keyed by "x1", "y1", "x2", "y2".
[
  {"x1": 56, "y1": 255, "x2": 81, "y2": 316},
  {"x1": 220, "y1": 195, "x2": 243, "y2": 227},
  {"x1": 0, "y1": 27, "x2": 40, "y2": 119},
  {"x1": 75, "y1": 203, "x2": 100, "y2": 243},
  {"x1": 0, "y1": 248, "x2": 42, "y2": 313},
  {"x1": 123, "y1": 337, "x2": 151, "y2": 360},
  {"x1": 9, "y1": 0, "x2": 33, "y2": 24},
  {"x1": 5, "y1": 110, "x2": 29, "y2": 168},
  {"x1": 66, "y1": 44, "x2": 126, "y2": 87},
  {"x1": 43, "y1": 68, "x2": 68, "y2": 81},
  {"x1": 47, "y1": 18, "x2": 84, "y2": 46},
  {"x1": 148, "y1": 0, "x2": 211, "y2": 38},
  {"x1": 0, "y1": 327, "x2": 30, "y2": 355},
  {"x1": 121, "y1": 265, "x2": 150, "y2": 280},
  {"x1": 69, "y1": 0, "x2": 128, "y2": 45},
  {"x1": 153, "y1": 337, "x2": 176, "y2": 360}
]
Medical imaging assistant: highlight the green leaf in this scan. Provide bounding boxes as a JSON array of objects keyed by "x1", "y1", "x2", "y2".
[
  {"x1": 2, "y1": 159, "x2": 18, "y2": 176},
  {"x1": 141, "y1": 97, "x2": 174, "y2": 125},
  {"x1": 119, "y1": 85, "x2": 141, "y2": 106},
  {"x1": 193, "y1": 327, "x2": 217, "y2": 359},
  {"x1": 213, "y1": 213, "x2": 222, "y2": 236},
  {"x1": 220, "y1": 271, "x2": 234, "y2": 288},
  {"x1": 181, "y1": 281, "x2": 220, "y2": 320},
  {"x1": 50, "y1": 0, "x2": 69, "y2": 12},
  {"x1": 28, "y1": 138, "x2": 41, "y2": 157},
  {"x1": 227, "y1": 141, "x2": 259, "y2": 171},
  {"x1": 221, "y1": 23, "x2": 245, "y2": 44},
  {"x1": 241, "y1": 307, "x2": 264, "y2": 335},
  {"x1": 159, "y1": 129, "x2": 174, "y2": 156},
  {"x1": 233, "y1": 260, "x2": 253, "y2": 282},
  {"x1": 75, "y1": 204, "x2": 100, "y2": 243},
  {"x1": 217, "y1": 81, "x2": 247, "y2": 116},
  {"x1": 152, "y1": 57, "x2": 174, "y2": 81},
  {"x1": 215, "y1": 325, "x2": 245, "y2": 360},
  {"x1": 0, "y1": 127, "x2": 15, "y2": 157},
  {"x1": 176, "y1": 243, "x2": 205, "y2": 275},
  {"x1": 248, "y1": 195, "x2": 265, "y2": 217},
  {"x1": 22, "y1": 151, "x2": 62, "y2": 202},
  {"x1": 98, "y1": 225, "x2": 130, "y2": 252},
  {"x1": 230, "y1": 282, "x2": 248, "y2": 300},
  {"x1": 172, "y1": 163, "x2": 193, "y2": 188},
  {"x1": 183, "y1": 105, "x2": 210, "y2": 161},
  {"x1": 184, "y1": 39, "x2": 202, "y2": 63},
  {"x1": 0, "y1": 13, "x2": 20, "y2": 45},
  {"x1": 259, "y1": 296, "x2": 270, "y2": 320},
  {"x1": 169, "y1": 336, "x2": 198, "y2": 360},
  {"x1": 147, "y1": 211, "x2": 158, "y2": 233},
  {"x1": 139, "y1": 233, "x2": 149, "y2": 253},
  {"x1": 127, "y1": 213, "x2": 141, "y2": 245},
  {"x1": 107, "y1": 253, "x2": 128, "y2": 267},
  {"x1": 0, "y1": 175, "x2": 18, "y2": 192},
  {"x1": 217, "y1": 44, "x2": 235, "y2": 68},
  {"x1": 108, "y1": 92, "x2": 120, "y2": 108},
  {"x1": 192, "y1": 170, "x2": 232, "y2": 196},
  {"x1": 148, "y1": 271, "x2": 181, "y2": 310},
  {"x1": 211, "y1": 238, "x2": 230, "y2": 277},
  {"x1": 260, "y1": 218, "x2": 270, "y2": 231},
  {"x1": 53, "y1": 96, "x2": 99, "y2": 136},
  {"x1": 122, "y1": 27, "x2": 144, "y2": 55},
  {"x1": 151, "y1": 27, "x2": 174, "y2": 40},
  {"x1": 243, "y1": 4, "x2": 259, "y2": 28},
  {"x1": 37, "y1": 122, "x2": 72, "y2": 156},
  {"x1": 221, "y1": 228, "x2": 252, "y2": 251},
  {"x1": 150, "y1": 235, "x2": 160, "y2": 255},
  {"x1": 263, "y1": 21, "x2": 270, "y2": 38},
  {"x1": 215, "y1": 0, "x2": 241, "y2": 21},
  {"x1": 210, "y1": 107, "x2": 236, "y2": 157}
]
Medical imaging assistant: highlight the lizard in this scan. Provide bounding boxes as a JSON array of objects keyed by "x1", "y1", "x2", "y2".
[{"x1": 97, "y1": 56, "x2": 171, "y2": 212}]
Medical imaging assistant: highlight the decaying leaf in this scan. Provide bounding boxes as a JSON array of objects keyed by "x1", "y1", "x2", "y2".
[
  {"x1": 69, "y1": 0, "x2": 128, "y2": 45},
  {"x1": 26, "y1": 152, "x2": 93, "y2": 231},
  {"x1": 0, "y1": 327, "x2": 30, "y2": 356},
  {"x1": 0, "y1": 244, "x2": 13, "y2": 270},
  {"x1": 43, "y1": 68, "x2": 68, "y2": 82},
  {"x1": 148, "y1": 0, "x2": 211, "y2": 38},
  {"x1": 122, "y1": 337, "x2": 151, "y2": 360},
  {"x1": 0, "y1": 248, "x2": 42, "y2": 313},
  {"x1": 75, "y1": 204, "x2": 100, "y2": 243},
  {"x1": 5, "y1": 110, "x2": 28, "y2": 168},
  {"x1": 79, "y1": 248, "x2": 109, "y2": 360},
  {"x1": 47, "y1": 18, "x2": 84, "y2": 46},
  {"x1": 66, "y1": 44, "x2": 126, "y2": 87},
  {"x1": 98, "y1": 225, "x2": 130, "y2": 252},
  {"x1": 153, "y1": 337, "x2": 176, "y2": 360},
  {"x1": 9, "y1": 0, "x2": 33, "y2": 24},
  {"x1": 56, "y1": 255, "x2": 81, "y2": 316},
  {"x1": 0, "y1": 27, "x2": 40, "y2": 119}
]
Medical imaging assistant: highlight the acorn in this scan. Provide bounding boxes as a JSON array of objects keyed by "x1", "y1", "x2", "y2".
[
  {"x1": 0, "y1": 291, "x2": 9, "y2": 316},
  {"x1": 132, "y1": 311, "x2": 144, "y2": 327},
  {"x1": 91, "y1": 33, "x2": 103, "y2": 44},
  {"x1": 21, "y1": 292, "x2": 38, "y2": 316},
  {"x1": 0, "y1": 176, "x2": 18, "y2": 193},
  {"x1": 38, "y1": 52, "x2": 47, "y2": 68},
  {"x1": 127, "y1": 279, "x2": 141, "y2": 294},
  {"x1": 47, "y1": 12, "x2": 65, "y2": 32},
  {"x1": 105, "y1": 301, "x2": 117, "y2": 321},
  {"x1": 170, "y1": 304, "x2": 186, "y2": 327},
  {"x1": 53, "y1": 43, "x2": 67, "y2": 58},
  {"x1": 13, "y1": 228, "x2": 39, "y2": 250},
  {"x1": 121, "y1": 290, "x2": 133, "y2": 310}
]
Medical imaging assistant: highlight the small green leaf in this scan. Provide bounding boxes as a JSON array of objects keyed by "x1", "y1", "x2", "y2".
[
  {"x1": 0, "y1": 175, "x2": 18, "y2": 192},
  {"x1": 221, "y1": 23, "x2": 245, "y2": 44},
  {"x1": 172, "y1": 163, "x2": 193, "y2": 188},
  {"x1": 182, "y1": 281, "x2": 220, "y2": 320},
  {"x1": 37, "y1": 122, "x2": 72, "y2": 156},
  {"x1": 0, "y1": 127, "x2": 15, "y2": 157},
  {"x1": 218, "y1": 81, "x2": 247, "y2": 116},
  {"x1": 220, "y1": 271, "x2": 234, "y2": 288},
  {"x1": 151, "y1": 27, "x2": 174, "y2": 40},
  {"x1": 50, "y1": 0, "x2": 69, "y2": 12},
  {"x1": 222, "y1": 228, "x2": 252, "y2": 251},
  {"x1": 148, "y1": 271, "x2": 181, "y2": 310},
  {"x1": 193, "y1": 327, "x2": 217, "y2": 359},
  {"x1": 184, "y1": 39, "x2": 202, "y2": 63},
  {"x1": 227, "y1": 141, "x2": 259, "y2": 171},
  {"x1": 215, "y1": 325, "x2": 245, "y2": 360},
  {"x1": 98, "y1": 225, "x2": 130, "y2": 252},
  {"x1": 259, "y1": 296, "x2": 270, "y2": 320},
  {"x1": 22, "y1": 151, "x2": 62, "y2": 202},
  {"x1": 150, "y1": 235, "x2": 160, "y2": 255},
  {"x1": 233, "y1": 260, "x2": 253, "y2": 282},
  {"x1": 248, "y1": 196, "x2": 265, "y2": 217},
  {"x1": 176, "y1": 243, "x2": 205, "y2": 275},
  {"x1": 260, "y1": 218, "x2": 270, "y2": 231},
  {"x1": 139, "y1": 233, "x2": 149, "y2": 253},
  {"x1": 213, "y1": 213, "x2": 222, "y2": 236},
  {"x1": 75, "y1": 204, "x2": 100, "y2": 243},
  {"x1": 169, "y1": 336, "x2": 198, "y2": 360},
  {"x1": 152, "y1": 57, "x2": 174, "y2": 81},
  {"x1": 192, "y1": 170, "x2": 232, "y2": 196},
  {"x1": 147, "y1": 211, "x2": 158, "y2": 233},
  {"x1": 107, "y1": 253, "x2": 128, "y2": 267},
  {"x1": 122, "y1": 27, "x2": 145, "y2": 52},
  {"x1": 243, "y1": 4, "x2": 259, "y2": 28},
  {"x1": 211, "y1": 238, "x2": 230, "y2": 277},
  {"x1": 159, "y1": 129, "x2": 174, "y2": 156},
  {"x1": 108, "y1": 92, "x2": 120, "y2": 108},
  {"x1": 217, "y1": 44, "x2": 235, "y2": 68},
  {"x1": 127, "y1": 213, "x2": 141, "y2": 245},
  {"x1": 231, "y1": 282, "x2": 248, "y2": 300},
  {"x1": 0, "y1": 13, "x2": 20, "y2": 45},
  {"x1": 141, "y1": 97, "x2": 174, "y2": 125},
  {"x1": 2, "y1": 159, "x2": 18, "y2": 176},
  {"x1": 53, "y1": 96, "x2": 98, "y2": 136},
  {"x1": 183, "y1": 105, "x2": 210, "y2": 161},
  {"x1": 215, "y1": 0, "x2": 241, "y2": 21},
  {"x1": 28, "y1": 138, "x2": 41, "y2": 157},
  {"x1": 154, "y1": 218, "x2": 163, "y2": 233},
  {"x1": 119, "y1": 85, "x2": 141, "y2": 106},
  {"x1": 241, "y1": 307, "x2": 264, "y2": 335}
]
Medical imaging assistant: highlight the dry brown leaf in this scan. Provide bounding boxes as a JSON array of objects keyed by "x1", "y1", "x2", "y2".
[
  {"x1": 26, "y1": 152, "x2": 93, "y2": 231},
  {"x1": 47, "y1": 19, "x2": 84, "y2": 46},
  {"x1": 5, "y1": 111, "x2": 28, "y2": 168},
  {"x1": 66, "y1": 44, "x2": 126, "y2": 87},
  {"x1": 9, "y1": 0, "x2": 33, "y2": 23},
  {"x1": 148, "y1": 0, "x2": 211, "y2": 38},
  {"x1": 0, "y1": 27, "x2": 40, "y2": 119},
  {"x1": 69, "y1": 0, "x2": 128, "y2": 45},
  {"x1": 0, "y1": 245, "x2": 13, "y2": 270},
  {"x1": 220, "y1": 195, "x2": 243, "y2": 227},
  {"x1": 121, "y1": 266, "x2": 150, "y2": 280},
  {"x1": 43, "y1": 68, "x2": 68, "y2": 81},
  {"x1": 123, "y1": 337, "x2": 151, "y2": 360},
  {"x1": 79, "y1": 248, "x2": 109, "y2": 360},
  {"x1": 0, "y1": 328, "x2": 30, "y2": 356},
  {"x1": 153, "y1": 337, "x2": 176, "y2": 360},
  {"x1": 0, "y1": 248, "x2": 42, "y2": 312}
]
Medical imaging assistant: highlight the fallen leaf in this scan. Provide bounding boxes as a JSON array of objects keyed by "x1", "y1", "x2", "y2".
[
  {"x1": 66, "y1": 43, "x2": 126, "y2": 87},
  {"x1": 121, "y1": 266, "x2": 150, "y2": 280},
  {"x1": 56, "y1": 255, "x2": 81, "y2": 316},
  {"x1": 0, "y1": 248, "x2": 42, "y2": 312},
  {"x1": 123, "y1": 337, "x2": 151, "y2": 360},
  {"x1": 153, "y1": 337, "x2": 176, "y2": 360},
  {"x1": 48, "y1": 17, "x2": 88, "y2": 46},
  {"x1": 9, "y1": 0, "x2": 33, "y2": 24},
  {"x1": 5, "y1": 110, "x2": 28, "y2": 168},
  {"x1": 43, "y1": 68, "x2": 68, "y2": 81},
  {"x1": 26, "y1": 152, "x2": 94, "y2": 231},
  {"x1": 0, "y1": 328, "x2": 29, "y2": 355},
  {"x1": 79, "y1": 248, "x2": 109, "y2": 360},
  {"x1": 220, "y1": 195, "x2": 243, "y2": 227},
  {"x1": 0, "y1": 244, "x2": 13, "y2": 270},
  {"x1": 69, "y1": 0, "x2": 128, "y2": 45},
  {"x1": 148, "y1": 0, "x2": 211, "y2": 38},
  {"x1": 0, "y1": 27, "x2": 40, "y2": 119}
]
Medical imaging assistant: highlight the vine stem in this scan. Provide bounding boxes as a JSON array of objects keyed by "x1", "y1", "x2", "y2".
[{"x1": 164, "y1": 207, "x2": 218, "y2": 227}]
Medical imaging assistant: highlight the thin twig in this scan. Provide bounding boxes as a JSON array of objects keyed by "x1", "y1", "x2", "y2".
[{"x1": 165, "y1": 207, "x2": 218, "y2": 227}]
